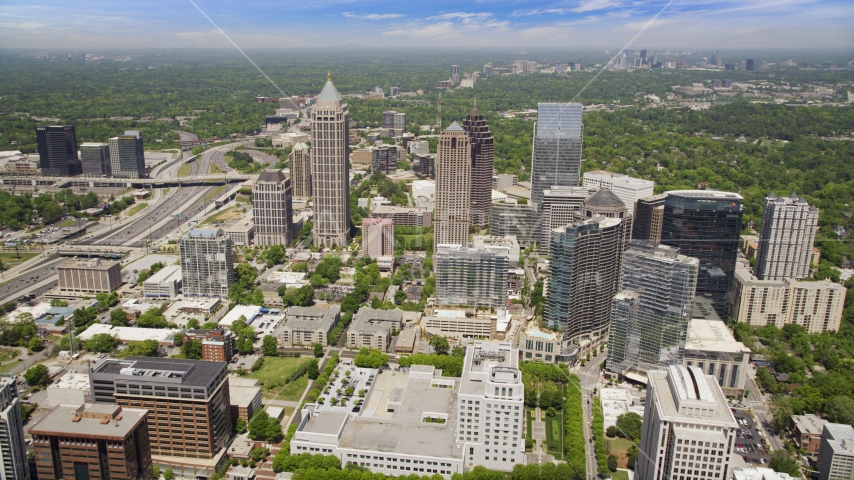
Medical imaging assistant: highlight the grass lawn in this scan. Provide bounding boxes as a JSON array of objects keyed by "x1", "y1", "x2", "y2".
[
  {"x1": 0, "y1": 251, "x2": 39, "y2": 269},
  {"x1": 611, "y1": 471, "x2": 630, "y2": 480},
  {"x1": 606, "y1": 437, "x2": 636, "y2": 468},
  {"x1": 162, "y1": 188, "x2": 170, "y2": 196},
  {"x1": 235, "y1": 193, "x2": 251, "y2": 204},
  {"x1": 0, "y1": 362, "x2": 19, "y2": 374},
  {"x1": 275, "y1": 375, "x2": 309, "y2": 402},
  {"x1": 58, "y1": 218, "x2": 78, "y2": 227},
  {"x1": 125, "y1": 203, "x2": 148, "y2": 217},
  {"x1": 177, "y1": 164, "x2": 191, "y2": 177},
  {"x1": 250, "y1": 357, "x2": 310, "y2": 383},
  {"x1": 202, "y1": 206, "x2": 243, "y2": 225},
  {"x1": 209, "y1": 163, "x2": 225, "y2": 174},
  {"x1": 203, "y1": 186, "x2": 227, "y2": 202},
  {"x1": 0, "y1": 349, "x2": 19, "y2": 362},
  {"x1": 544, "y1": 411, "x2": 564, "y2": 460}
]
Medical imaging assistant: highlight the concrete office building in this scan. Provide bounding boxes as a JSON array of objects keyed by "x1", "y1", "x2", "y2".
[
  {"x1": 818, "y1": 423, "x2": 854, "y2": 480},
  {"x1": 636, "y1": 365, "x2": 738, "y2": 480},
  {"x1": 543, "y1": 216, "x2": 625, "y2": 349},
  {"x1": 731, "y1": 269, "x2": 846, "y2": 333},
  {"x1": 362, "y1": 218, "x2": 394, "y2": 259},
  {"x1": 539, "y1": 186, "x2": 590, "y2": 256},
  {"x1": 755, "y1": 192, "x2": 819, "y2": 281},
  {"x1": 183, "y1": 329, "x2": 234, "y2": 362},
  {"x1": 490, "y1": 203, "x2": 540, "y2": 248},
  {"x1": 733, "y1": 467, "x2": 794, "y2": 480},
  {"x1": 608, "y1": 242, "x2": 699, "y2": 375},
  {"x1": 347, "y1": 308, "x2": 403, "y2": 352},
  {"x1": 582, "y1": 170, "x2": 655, "y2": 215},
  {"x1": 180, "y1": 228, "x2": 234, "y2": 299},
  {"x1": 109, "y1": 130, "x2": 146, "y2": 179},
  {"x1": 632, "y1": 194, "x2": 667, "y2": 243},
  {"x1": 382, "y1": 111, "x2": 407, "y2": 132},
  {"x1": 281, "y1": 306, "x2": 341, "y2": 347},
  {"x1": 225, "y1": 220, "x2": 254, "y2": 247},
  {"x1": 143, "y1": 264, "x2": 182, "y2": 298},
  {"x1": 88, "y1": 357, "x2": 232, "y2": 461},
  {"x1": 371, "y1": 145, "x2": 397, "y2": 175},
  {"x1": 471, "y1": 235, "x2": 520, "y2": 267},
  {"x1": 530, "y1": 103, "x2": 583, "y2": 209},
  {"x1": 661, "y1": 191, "x2": 744, "y2": 319},
  {"x1": 434, "y1": 122, "x2": 472, "y2": 247},
  {"x1": 311, "y1": 74, "x2": 351, "y2": 248},
  {"x1": 462, "y1": 103, "x2": 494, "y2": 227},
  {"x1": 423, "y1": 313, "x2": 497, "y2": 340},
  {"x1": 791, "y1": 414, "x2": 826, "y2": 455},
  {"x1": 253, "y1": 169, "x2": 294, "y2": 247},
  {"x1": 79, "y1": 142, "x2": 111, "y2": 177},
  {"x1": 492, "y1": 174, "x2": 518, "y2": 191},
  {"x1": 435, "y1": 244, "x2": 509, "y2": 309},
  {"x1": 371, "y1": 205, "x2": 432, "y2": 228},
  {"x1": 228, "y1": 377, "x2": 262, "y2": 426},
  {"x1": 57, "y1": 258, "x2": 122, "y2": 294},
  {"x1": 684, "y1": 319, "x2": 751, "y2": 397},
  {"x1": 289, "y1": 142, "x2": 312, "y2": 198},
  {"x1": 30, "y1": 404, "x2": 152, "y2": 480},
  {"x1": 0, "y1": 376, "x2": 29, "y2": 480},
  {"x1": 36, "y1": 125, "x2": 81, "y2": 176}
]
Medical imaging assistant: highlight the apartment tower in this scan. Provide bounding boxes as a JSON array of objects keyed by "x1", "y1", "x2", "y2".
[
  {"x1": 289, "y1": 142, "x2": 312, "y2": 198},
  {"x1": 462, "y1": 102, "x2": 495, "y2": 227},
  {"x1": 361, "y1": 218, "x2": 395, "y2": 259},
  {"x1": 632, "y1": 194, "x2": 667, "y2": 243},
  {"x1": 755, "y1": 191, "x2": 819, "y2": 280},
  {"x1": 529, "y1": 103, "x2": 583, "y2": 210},
  {"x1": 434, "y1": 122, "x2": 472, "y2": 247},
  {"x1": 36, "y1": 125, "x2": 80, "y2": 176},
  {"x1": 253, "y1": 169, "x2": 294, "y2": 247},
  {"x1": 0, "y1": 376, "x2": 29, "y2": 480},
  {"x1": 180, "y1": 228, "x2": 234, "y2": 298},
  {"x1": 435, "y1": 244, "x2": 509, "y2": 308},
  {"x1": 311, "y1": 74, "x2": 351, "y2": 248}
]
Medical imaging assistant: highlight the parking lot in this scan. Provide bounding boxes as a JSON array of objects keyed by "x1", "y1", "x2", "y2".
[{"x1": 732, "y1": 409, "x2": 771, "y2": 466}]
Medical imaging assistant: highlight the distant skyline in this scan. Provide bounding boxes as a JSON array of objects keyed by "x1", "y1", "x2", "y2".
[{"x1": 1, "y1": 0, "x2": 852, "y2": 50}]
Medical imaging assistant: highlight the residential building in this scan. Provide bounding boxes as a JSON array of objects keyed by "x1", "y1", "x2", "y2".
[
  {"x1": 346, "y1": 308, "x2": 403, "y2": 352},
  {"x1": 143, "y1": 264, "x2": 182, "y2": 298},
  {"x1": 684, "y1": 319, "x2": 751, "y2": 397},
  {"x1": 371, "y1": 145, "x2": 397, "y2": 175},
  {"x1": 818, "y1": 423, "x2": 854, "y2": 480},
  {"x1": 490, "y1": 202, "x2": 540, "y2": 248},
  {"x1": 543, "y1": 216, "x2": 625, "y2": 349},
  {"x1": 755, "y1": 192, "x2": 819, "y2": 280},
  {"x1": 632, "y1": 194, "x2": 667, "y2": 243},
  {"x1": 57, "y1": 258, "x2": 122, "y2": 294},
  {"x1": 311, "y1": 74, "x2": 351, "y2": 248},
  {"x1": 791, "y1": 414, "x2": 826, "y2": 455},
  {"x1": 423, "y1": 312, "x2": 496, "y2": 340},
  {"x1": 371, "y1": 205, "x2": 432, "y2": 227},
  {"x1": 608, "y1": 291, "x2": 641, "y2": 374},
  {"x1": 183, "y1": 329, "x2": 234, "y2": 362},
  {"x1": 462, "y1": 103, "x2": 494, "y2": 227},
  {"x1": 362, "y1": 218, "x2": 394, "y2": 259},
  {"x1": 519, "y1": 322, "x2": 561, "y2": 363},
  {"x1": 539, "y1": 186, "x2": 590, "y2": 256},
  {"x1": 0, "y1": 376, "x2": 28, "y2": 480},
  {"x1": 253, "y1": 169, "x2": 294, "y2": 247},
  {"x1": 530, "y1": 103, "x2": 583, "y2": 210},
  {"x1": 228, "y1": 377, "x2": 262, "y2": 426},
  {"x1": 281, "y1": 306, "x2": 341, "y2": 347},
  {"x1": 382, "y1": 111, "x2": 406, "y2": 131},
  {"x1": 661, "y1": 190, "x2": 744, "y2": 319},
  {"x1": 483, "y1": 64, "x2": 494, "y2": 78},
  {"x1": 434, "y1": 122, "x2": 472, "y2": 247},
  {"x1": 79, "y1": 142, "x2": 111, "y2": 177},
  {"x1": 435, "y1": 244, "x2": 509, "y2": 309},
  {"x1": 730, "y1": 269, "x2": 846, "y2": 333},
  {"x1": 608, "y1": 242, "x2": 699, "y2": 375},
  {"x1": 180, "y1": 228, "x2": 234, "y2": 299},
  {"x1": 636, "y1": 365, "x2": 738, "y2": 480},
  {"x1": 471, "y1": 235, "x2": 520, "y2": 267},
  {"x1": 36, "y1": 125, "x2": 81, "y2": 176},
  {"x1": 289, "y1": 142, "x2": 312, "y2": 198},
  {"x1": 29, "y1": 404, "x2": 152, "y2": 480},
  {"x1": 582, "y1": 170, "x2": 655, "y2": 215},
  {"x1": 88, "y1": 357, "x2": 232, "y2": 460},
  {"x1": 109, "y1": 130, "x2": 146, "y2": 179}
]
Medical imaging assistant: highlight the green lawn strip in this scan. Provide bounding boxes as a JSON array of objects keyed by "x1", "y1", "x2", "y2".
[
  {"x1": 275, "y1": 375, "x2": 309, "y2": 402},
  {"x1": 177, "y1": 164, "x2": 191, "y2": 177},
  {"x1": 58, "y1": 219, "x2": 78, "y2": 227},
  {"x1": 201, "y1": 206, "x2": 238, "y2": 225},
  {"x1": 203, "y1": 186, "x2": 227, "y2": 203},
  {"x1": 611, "y1": 471, "x2": 630, "y2": 480},
  {"x1": 0, "y1": 362, "x2": 19, "y2": 374},
  {"x1": 0, "y1": 252, "x2": 39, "y2": 268},
  {"x1": 249, "y1": 357, "x2": 310, "y2": 383},
  {"x1": 125, "y1": 203, "x2": 148, "y2": 217}
]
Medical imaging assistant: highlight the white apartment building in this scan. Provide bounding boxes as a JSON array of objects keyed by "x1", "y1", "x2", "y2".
[
  {"x1": 346, "y1": 308, "x2": 403, "y2": 352},
  {"x1": 818, "y1": 423, "x2": 854, "y2": 480},
  {"x1": 582, "y1": 170, "x2": 655, "y2": 215},
  {"x1": 180, "y1": 228, "x2": 234, "y2": 299},
  {"x1": 435, "y1": 244, "x2": 509, "y2": 309},
  {"x1": 636, "y1": 365, "x2": 738, "y2": 480},
  {"x1": 731, "y1": 269, "x2": 846, "y2": 333},
  {"x1": 755, "y1": 192, "x2": 819, "y2": 281}
]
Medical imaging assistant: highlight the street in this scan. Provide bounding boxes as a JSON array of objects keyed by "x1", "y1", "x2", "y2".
[{"x1": 577, "y1": 350, "x2": 606, "y2": 480}]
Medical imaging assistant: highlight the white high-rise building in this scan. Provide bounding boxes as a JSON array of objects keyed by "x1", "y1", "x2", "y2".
[
  {"x1": 0, "y1": 376, "x2": 29, "y2": 480},
  {"x1": 253, "y1": 169, "x2": 294, "y2": 247},
  {"x1": 435, "y1": 244, "x2": 509, "y2": 308},
  {"x1": 434, "y1": 122, "x2": 471, "y2": 247},
  {"x1": 311, "y1": 74, "x2": 350, "y2": 248},
  {"x1": 539, "y1": 186, "x2": 590, "y2": 256},
  {"x1": 636, "y1": 365, "x2": 738, "y2": 480},
  {"x1": 180, "y1": 228, "x2": 234, "y2": 298},
  {"x1": 582, "y1": 170, "x2": 655, "y2": 215},
  {"x1": 755, "y1": 191, "x2": 819, "y2": 280}
]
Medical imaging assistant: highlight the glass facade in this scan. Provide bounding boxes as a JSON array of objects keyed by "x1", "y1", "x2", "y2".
[
  {"x1": 490, "y1": 203, "x2": 541, "y2": 248},
  {"x1": 530, "y1": 103, "x2": 583, "y2": 210}
]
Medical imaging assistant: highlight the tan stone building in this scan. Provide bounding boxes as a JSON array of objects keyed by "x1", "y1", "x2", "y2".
[
  {"x1": 57, "y1": 258, "x2": 122, "y2": 294},
  {"x1": 253, "y1": 169, "x2": 294, "y2": 247},
  {"x1": 362, "y1": 217, "x2": 394, "y2": 258},
  {"x1": 289, "y1": 142, "x2": 312, "y2": 198},
  {"x1": 434, "y1": 122, "x2": 471, "y2": 247}
]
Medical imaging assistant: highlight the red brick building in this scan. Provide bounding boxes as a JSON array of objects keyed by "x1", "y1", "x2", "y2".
[{"x1": 183, "y1": 329, "x2": 234, "y2": 362}]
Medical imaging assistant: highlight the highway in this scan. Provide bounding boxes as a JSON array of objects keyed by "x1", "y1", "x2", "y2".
[{"x1": 0, "y1": 255, "x2": 65, "y2": 304}]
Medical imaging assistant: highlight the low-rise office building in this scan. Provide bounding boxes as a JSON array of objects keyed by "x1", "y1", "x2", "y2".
[
  {"x1": 78, "y1": 323, "x2": 181, "y2": 346},
  {"x1": 57, "y1": 258, "x2": 122, "y2": 294},
  {"x1": 818, "y1": 423, "x2": 854, "y2": 480},
  {"x1": 732, "y1": 467, "x2": 794, "y2": 480},
  {"x1": 143, "y1": 264, "x2": 182, "y2": 298},
  {"x1": 228, "y1": 377, "x2": 262, "y2": 425},
  {"x1": 281, "y1": 306, "x2": 341, "y2": 347},
  {"x1": 347, "y1": 308, "x2": 403, "y2": 352},
  {"x1": 683, "y1": 319, "x2": 751, "y2": 397},
  {"x1": 423, "y1": 311, "x2": 495, "y2": 340},
  {"x1": 226, "y1": 220, "x2": 255, "y2": 247},
  {"x1": 791, "y1": 414, "x2": 826, "y2": 455}
]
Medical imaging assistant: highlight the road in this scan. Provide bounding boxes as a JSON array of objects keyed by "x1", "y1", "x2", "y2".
[
  {"x1": 577, "y1": 351, "x2": 606, "y2": 480},
  {"x1": 745, "y1": 374, "x2": 784, "y2": 451},
  {"x1": 0, "y1": 255, "x2": 65, "y2": 304}
]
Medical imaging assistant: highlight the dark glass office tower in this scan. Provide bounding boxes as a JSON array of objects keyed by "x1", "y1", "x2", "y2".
[
  {"x1": 462, "y1": 102, "x2": 494, "y2": 227},
  {"x1": 36, "y1": 125, "x2": 80, "y2": 176},
  {"x1": 632, "y1": 194, "x2": 667, "y2": 242},
  {"x1": 661, "y1": 190, "x2": 743, "y2": 318},
  {"x1": 530, "y1": 103, "x2": 583, "y2": 210}
]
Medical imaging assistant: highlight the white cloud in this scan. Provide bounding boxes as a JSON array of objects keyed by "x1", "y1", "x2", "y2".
[
  {"x1": 342, "y1": 12, "x2": 404, "y2": 20},
  {"x1": 573, "y1": 0, "x2": 626, "y2": 12},
  {"x1": 427, "y1": 12, "x2": 494, "y2": 21},
  {"x1": 511, "y1": 8, "x2": 571, "y2": 17},
  {"x1": 0, "y1": 21, "x2": 45, "y2": 29}
]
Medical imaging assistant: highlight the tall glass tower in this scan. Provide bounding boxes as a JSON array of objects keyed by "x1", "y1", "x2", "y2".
[
  {"x1": 462, "y1": 102, "x2": 494, "y2": 227},
  {"x1": 530, "y1": 103, "x2": 583, "y2": 210}
]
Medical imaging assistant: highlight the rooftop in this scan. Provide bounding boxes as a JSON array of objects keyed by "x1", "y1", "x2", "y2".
[
  {"x1": 317, "y1": 78, "x2": 343, "y2": 103},
  {"x1": 823, "y1": 423, "x2": 854, "y2": 454},
  {"x1": 285, "y1": 306, "x2": 340, "y2": 332},
  {"x1": 584, "y1": 189, "x2": 626, "y2": 208},
  {"x1": 59, "y1": 258, "x2": 119, "y2": 270},
  {"x1": 29, "y1": 404, "x2": 148, "y2": 440},
  {"x1": 523, "y1": 322, "x2": 560, "y2": 341},
  {"x1": 666, "y1": 189, "x2": 744, "y2": 200},
  {"x1": 686, "y1": 319, "x2": 750, "y2": 354},
  {"x1": 92, "y1": 356, "x2": 226, "y2": 387},
  {"x1": 144, "y1": 265, "x2": 182, "y2": 284},
  {"x1": 186, "y1": 228, "x2": 224, "y2": 238},
  {"x1": 229, "y1": 378, "x2": 261, "y2": 408},
  {"x1": 791, "y1": 414, "x2": 825, "y2": 436},
  {"x1": 77, "y1": 324, "x2": 180, "y2": 343},
  {"x1": 649, "y1": 365, "x2": 736, "y2": 426},
  {"x1": 257, "y1": 169, "x2": 287, "y2": 183},
  {"x1": 349, "y1": 308, "x2": 403, "y2": 335},
  {"x1": 219, "y1": 305, "x2": 263, "y2": 327}
]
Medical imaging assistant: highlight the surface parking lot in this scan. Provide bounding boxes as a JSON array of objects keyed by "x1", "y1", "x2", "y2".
[{"x1": 732, "y1": 409, "x2": 771, "y2": 466}]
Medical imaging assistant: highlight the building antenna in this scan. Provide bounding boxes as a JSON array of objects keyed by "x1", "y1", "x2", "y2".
[{"x1": 436, "y1": 91, "x2": 442, "y2": 129}]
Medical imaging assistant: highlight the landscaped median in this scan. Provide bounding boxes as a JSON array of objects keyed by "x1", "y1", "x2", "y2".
[{"x1": 564, "y1": 374, "x2": 586, "y2": 478}]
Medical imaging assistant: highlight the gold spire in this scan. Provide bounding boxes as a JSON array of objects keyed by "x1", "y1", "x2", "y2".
[{"x1": 327, "y1": 71, "x2": 331, "y2": 81}]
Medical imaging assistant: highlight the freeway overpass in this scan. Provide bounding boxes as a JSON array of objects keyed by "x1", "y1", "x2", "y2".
[
  {"x1": 57, "y1": 245, "x2": 145, "y2": 258},
  {"x1": 0, "y1": 174, "x2": 255, "y2": 189}
]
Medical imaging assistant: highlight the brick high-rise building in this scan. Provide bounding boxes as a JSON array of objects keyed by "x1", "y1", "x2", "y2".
[
  {"x1": 462, "y1": 102, "x2": 494, "y2": 227},
  {"x1": 36, "y1": 125, "x2": 81, "y2": 176},
  {"x1": 755, "y1": 191, "x2": 819, "y2": 281},
  {"x1": 253, "y1": 169, "x2": 294, "y2": 247},
  {"x1": 361, "y1": 218, "x2": 394, "y2": 259},
  {"x1": 289, "y1": 142, "x2": 312, "y2": 198},
  {"x1": 183, "y1": 329, "x2": 234, "y2": 362},
  {"x1": 434, "y1": 122, "x2": 472, "y2": 248}
]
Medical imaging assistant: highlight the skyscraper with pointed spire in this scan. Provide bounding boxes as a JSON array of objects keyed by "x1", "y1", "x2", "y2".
[
  {"x1": 311, "y1": 73, "x2": 350, "y2": 248},
  {"x1": 462, "y1": 100, "x2": 494, "y2": 227},
  {"x1": 434, "y1": 121, "x2": 472, "y2": 247}
]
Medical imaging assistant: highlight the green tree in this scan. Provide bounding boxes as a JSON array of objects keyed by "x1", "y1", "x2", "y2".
[
  {"x1": 28, "y1": 337, "x2": 42, "y2": 351},
  {"x1": 313, "y1": 343, "x2": 324, "y2": 357},
  {"x1": 825, "y1": 396, "x2": 854, "y2": 425},
  {"x1": 125, "y1": 339, "x2": 159, "y2": 357},
  {"x1": 187, "y1": 318, "x2": 201, "y2": 330},
  {"x1": 768, "y1": 450, "x2": 801, "y2": 477},
  {"x1": 608, "y1": 454, "x2": 618, "y2": 472},
  {"x1": 235, "y1": 417, "x2": 246, "y2": 433},
  {"x1": 615, "y1": 412, "x2": 643, "y2": 442},
  {"x1": 265, "y1": 245, "x2": 286, "y2": 267},
  {"x1": 262, "y1": 335, "x2": 278, "y2": 356},
  {"x1": 429, "y1": 335, "x2": 450, "y2": 355},
  {"x1": 163, "y1": 468, "x2": 175, "y2": 480},
  {"x1": 306, "y1": 359, "x2": 320, "y2": 380},
  {"x1": 769, "y1": 396, "x2": 794, "y2": 433},
  {"x1": 109, "y1": 308, "x2": 128, "y2": 327},
  {"x1": 24, "y1": 364, "x2": 49, "y2": 387},
  {"x1": 85, "y1": 333, "x2": 118, "y2": 353},
  {"x1": 353, "y1": 347, "x2": 388, "y2": 368},
  {"x1": 182, "y1": 339, "x2": 203, "y2": 359}
]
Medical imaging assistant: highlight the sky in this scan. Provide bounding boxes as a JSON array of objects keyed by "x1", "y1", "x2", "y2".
[{"x1": 1, "y1": 0, "x2": 852, "y2": 50}]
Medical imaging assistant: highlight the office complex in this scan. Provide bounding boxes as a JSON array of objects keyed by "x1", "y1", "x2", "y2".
[
  {"x1": 684, "y1": 319, "x2": 750, "y2": 396},
  {"x1": 382, "y1": 111, "x2": 407, "y2": 131},
  {"x1": 79, "y1": 142, "x2": 111, "y2": 177},
  {"x1": 608, "y1": 242, "x2": 699, "y2": 374},
  {"x1": 36, "y1": 125, "x2": 81, "y2": 176},
  {"x1": 347, "y1": 308, "x2": 403, "y2": 352},
  {"x1": 529, "y1": 103, "x2": 583, "y2": 209},
  {"x1": 143, "y1": 264, "x2": 182, "y2": 298},
  {"x1": 818, "y1": 423, "x2": 854, "y2": 480},
  {"x1": 180, "y1": 228, "x2": 234, "y2": 298},
  {"x1": 253, "y1": 169, "x2": 294, "y2": 247},
  {"x1": 661, "y1": 191, "x2": 743, "y2": 318},
  {"x1": 289, "y1": 142, "x2": 312, "y2": 198},
  {"x1": 57, "y1": 258, "x2": 122, "y2": 294},
  {"x1": 462, "y1": 103, "x2": 495, "y2": 227},
  {"x1": 88, "y1": 357, "x2": 232, "y2": 460},
  {"x1": 539, "y1": 186, "x2": 590, "y2": 256},
  {"x1": 490, "y1": 203, "x2": 540, "y2": 248},
  {"x1": 415, "y1": 153, "x2": 435, "y2": 178},
  {"x1": 434, "y1": 122, "x2": 472, "y2": 247},
  {"x1": 636, "y1": 365, "x2": 738, "y2": 480},
  {"x1": 30, "y1": 404, "x2": 152, "y2": 480},
  {"x1": 371, "y1": 205, "x2": 432, "y2": 227},
  {"x1": 183, "y1": 329, "x2": 234, "y2": 362},
  {"x1": 435, "y1": 244, "x2": 509, "y2": 309},
  {"x1": 362, "y1": 217, "x2": 394, "y2": 259},
  {"x1": 632, "y1": 194, "x2": 667, "y2": 243},
  {"x1": 281, "y1": 306, "x2": 341, "y2": 346},
  {"x1": 755, "y1": 192, "x2": 819, "y2": 280},
  {"x1": 731, "y1": 269, "x2": 846, "y2": 333},
  {"x1": 543, "y1": 216, "x2": 625, "y2": 347},
  {"x1": 0, "y1": 376, "x2": 29, "y2": 480},
  {"x1": 582, "y1": 170, "x2": 655, "y2": 215},
  {"x1": 109, "y1": 130, "x2": 146, "y2": 179},
  {"x1": 371, "y1": 145, "x2": 397, "y2": 175},
  {"x1": 311, "y1": 74, "x2": 351, "y2": 248},
  {"x1": 471, "y1": 235, "x2": 520, "y2": 267}
]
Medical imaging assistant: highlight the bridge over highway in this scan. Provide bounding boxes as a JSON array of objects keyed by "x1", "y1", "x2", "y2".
[{"x1": 0, "y1": 174, "x2": 255, "y2": 189}]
